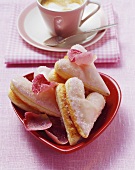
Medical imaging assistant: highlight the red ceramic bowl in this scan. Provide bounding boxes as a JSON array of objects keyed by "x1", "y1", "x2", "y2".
[{"x1": 11, "y1": 72, "x2": 121, "y2": 153}]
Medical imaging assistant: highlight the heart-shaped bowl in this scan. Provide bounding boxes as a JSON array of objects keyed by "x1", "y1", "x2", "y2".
[{"x1": 11, "y1": 72, "x2": 121, "y2": 154}]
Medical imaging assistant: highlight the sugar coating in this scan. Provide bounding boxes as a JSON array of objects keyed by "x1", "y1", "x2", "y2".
[
  {"x1": 65, "y1": 77, "x2": 106, "y2": 137},
  {"x1": 70, "y1": 99, "x2": 98, "y2": 136},
  {"x1": 66, "y1": 77, "x2": 84, "y2": 99},
  {"x1": 56, "y1": 58, "x2": 110, "y2": 96},
  {"x1": 11, "y1": 76, "x2": 60, "y2": 116},
  {"x1": 86, "y1": 92, "x2": 106, "y2": 111}
]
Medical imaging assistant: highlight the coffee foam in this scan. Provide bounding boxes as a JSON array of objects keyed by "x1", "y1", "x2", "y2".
[{"x1": 41, "y1": 0, "x2": 84, "y2": 11}]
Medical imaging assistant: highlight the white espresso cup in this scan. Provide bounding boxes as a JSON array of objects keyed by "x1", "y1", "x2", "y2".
[{"x1": 37, "y1": 0, "x2": 100, "y2": 38}]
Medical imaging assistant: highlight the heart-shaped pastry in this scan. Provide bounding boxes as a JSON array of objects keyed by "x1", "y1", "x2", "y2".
[
  {"x1": 8, "y1": 89, "x2": 41, "y2": 114},
  {"x1": 56, "y1": 83, "x2": 81, "y2": 145},
  {"x1": 9, "y1": 76, "x2": 61, "y2": 117},
  {"x1": 55, "y1": 58, "x2": 110, "y2": 96},
  {"x1": 34, "y1": 66, "x2": 65, "y2": 83},
  {"x1": 65, "y1": 77, "x2": 106, "y2": 138}
]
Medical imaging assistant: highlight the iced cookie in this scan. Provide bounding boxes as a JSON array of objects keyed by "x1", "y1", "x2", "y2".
[
  {"x1": 48, "y1": 69, "x2": 65, "y2": 83},
  {"x1": 55, "y1": 44, "x2": 110, "y2": 96},
  {"x1": 10, "y1": 75, "x2": 61, "y2": 117},
  {"x1": 56, "y1": 83, "x2": 81, "y2": 145},
  {"x1": 65, "y1": 77, "x2": 106, "y2": 138},
  {"x1": 8, "y1": 89, "x2": 41, "y2": 114}
]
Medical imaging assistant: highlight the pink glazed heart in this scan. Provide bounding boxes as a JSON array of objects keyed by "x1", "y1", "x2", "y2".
[{"x1": 37, "y1": 0, "x2": 100, "y2": 37}]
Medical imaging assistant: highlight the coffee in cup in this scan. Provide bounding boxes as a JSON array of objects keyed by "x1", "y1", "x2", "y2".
[
  {"x1": 40, "y1": 0, "x2": 84, "y2": 11},
  {"x1": 37, "y1": 0, "x2": 100, "y2": 38}
]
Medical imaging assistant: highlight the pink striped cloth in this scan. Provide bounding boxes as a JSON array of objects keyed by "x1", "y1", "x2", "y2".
[{"x1": 4, "y1": 3, "x2": 120, "y2": 65}]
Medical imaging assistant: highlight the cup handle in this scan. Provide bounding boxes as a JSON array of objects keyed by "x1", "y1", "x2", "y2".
[{"x1": 79, "y1": 2, "x2": 100, "y2": 27}]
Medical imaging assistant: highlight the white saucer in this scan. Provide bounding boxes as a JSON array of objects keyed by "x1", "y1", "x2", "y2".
[{"x1": 17, "y1": 2, "x2": 108, "y2": 52}]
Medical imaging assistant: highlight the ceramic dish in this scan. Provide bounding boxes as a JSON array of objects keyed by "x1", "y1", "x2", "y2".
[
  {"x1": 17, "y1": 2, "x2": 108, "y2": 52},
  {"x1": 11, "y1": 72, "x2": 121, "y2": 153}
]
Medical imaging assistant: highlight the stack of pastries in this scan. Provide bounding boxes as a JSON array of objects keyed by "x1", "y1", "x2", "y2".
[{"x1": 8, "y1": 44, "x2": 110, "y2": 145}]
